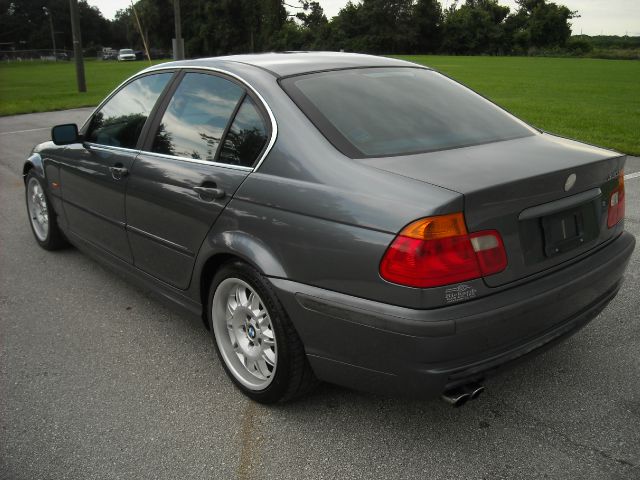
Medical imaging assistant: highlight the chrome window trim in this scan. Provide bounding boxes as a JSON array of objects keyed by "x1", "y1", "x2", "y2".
[
  {"x1": 84, "y1": 143, "x2": 140, "y2": 155},
  {"x1": 84, "y1": 142, "x2": 254, "y2": 172},
  {"x1": 138, "y1": 150, "x2": 254, "y2": 172},
  {"x1": 81, "y1": 64, "x2": 278, "y2": 172}
]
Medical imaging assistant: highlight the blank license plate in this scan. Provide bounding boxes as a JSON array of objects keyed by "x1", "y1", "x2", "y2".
[{"x1": 542, "y1": 210, "x2": 585, "y2": 257}]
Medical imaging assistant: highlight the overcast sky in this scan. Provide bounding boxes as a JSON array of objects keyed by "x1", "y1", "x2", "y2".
[{"x1": 87, "y1": 0, "x2": 640, "y2": 36}]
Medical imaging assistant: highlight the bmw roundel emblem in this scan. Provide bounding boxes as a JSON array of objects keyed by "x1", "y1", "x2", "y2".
[{"x1": 564, "y1": 173, "x2": 577, "y2": 192}]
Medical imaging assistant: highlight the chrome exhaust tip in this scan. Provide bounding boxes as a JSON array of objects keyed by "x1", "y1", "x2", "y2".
[
  {"x1": 441, "y1": 382, "x2": 485, "y2": 407},
  {"x1": 464, "y1": 383, "x2": 485, "y2": 400},
  {"x1": 441, "y1": 388, "x2": 472, "y2": 408}
]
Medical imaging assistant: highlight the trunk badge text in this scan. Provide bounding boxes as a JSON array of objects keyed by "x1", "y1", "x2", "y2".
[
  {"x1": 564, "y1": 173, "x2": 577, "y2": 192},
  {"x1": 445, "y1": 284, "x2": 478, "y2": 304}
]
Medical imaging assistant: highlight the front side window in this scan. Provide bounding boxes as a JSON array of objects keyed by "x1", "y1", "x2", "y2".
[
  {"x1": 85, "y1": 73, "x2": 172, "y2": 149},
  {"x1": 282, "y1": 68, "x2": 536, "y2": 158},
  {"x1": 218, "y1": 96, "x2": 269, "y2": 167},
  {"x1": 151, "y1": 73, "x2": 244, "y2": 161}
]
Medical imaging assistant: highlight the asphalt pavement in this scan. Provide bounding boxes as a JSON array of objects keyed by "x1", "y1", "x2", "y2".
[{"x1": 1, "y1": 109, "x2": 639, "y2": 480}]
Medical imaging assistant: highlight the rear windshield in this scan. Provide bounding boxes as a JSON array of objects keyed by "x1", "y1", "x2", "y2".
[{"x1": 281, "y1": 68, "x2": 535, "y2": 158}]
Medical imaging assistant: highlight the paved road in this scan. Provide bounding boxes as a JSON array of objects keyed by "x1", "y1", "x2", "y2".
[{"x1": 1, "y1": 109, "x2": 639, "y2": 480}]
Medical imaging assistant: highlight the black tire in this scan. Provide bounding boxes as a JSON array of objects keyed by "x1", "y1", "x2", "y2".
[
  {"x1": 25, "y1": 171, "x2": 69, "y2": 250},
  {"x1": 207, "y1": 260, "x2": 317, "y2": 403}
]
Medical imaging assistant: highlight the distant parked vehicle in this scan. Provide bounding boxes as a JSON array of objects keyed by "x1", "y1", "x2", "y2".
[
  {"x1": 101, "y1": 47, "x2": 117, "y2": 60},
  {"x1": 118, "y1": 49, "x2": 136, "y2": 61}
]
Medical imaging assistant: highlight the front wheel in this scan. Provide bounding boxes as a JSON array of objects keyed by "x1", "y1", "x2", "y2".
[
  {"x1": 25, "y1": 171, "x2": 68, "y2": 250},
  {"x1": 208, "y1": 261, "x2": 317, "y2": 403}
]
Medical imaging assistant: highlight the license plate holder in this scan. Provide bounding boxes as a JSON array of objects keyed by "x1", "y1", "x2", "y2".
[{"x1": 542, "y1": 209, "x2": 585, "y2": 258}]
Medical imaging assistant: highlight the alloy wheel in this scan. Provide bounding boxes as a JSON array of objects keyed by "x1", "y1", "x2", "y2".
[
  {"x1": 212, "y1": 278, "x2": 278, "y2": 390},
  {"x1": 27, "y1": 177, "x2": 49, "y2": 241}
]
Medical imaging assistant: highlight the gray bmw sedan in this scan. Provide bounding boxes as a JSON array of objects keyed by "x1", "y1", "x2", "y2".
[{"x1": 24, "y1": 53, "x2": 635, "y2": 406}]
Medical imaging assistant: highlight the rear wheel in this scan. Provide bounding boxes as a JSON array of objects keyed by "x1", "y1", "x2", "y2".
[
  {"x1": 25, "y1": 172, "x2": 68, "y2": 250},
  {"x1": 208, "y1": 261, "x2": 317, "y2": 403}
]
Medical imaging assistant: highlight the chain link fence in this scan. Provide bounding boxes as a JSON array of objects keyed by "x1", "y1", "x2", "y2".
[{"x1": 1, "y1": 49, "x2": 74, "y2": 62}]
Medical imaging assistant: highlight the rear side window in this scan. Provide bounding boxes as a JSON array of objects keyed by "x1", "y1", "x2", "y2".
[
  {"x1": 218, "y1": 96, "x2": 269, "y2": 167},
  {"x1": 151, "y1": 73, "x2": 244, "y2": 161},
  {"x1": 281, "y1": 68, "x2": 535, "y2": 158},
  {"x1": 86, "y1": 73, "x2": 171, "y2": 149}
]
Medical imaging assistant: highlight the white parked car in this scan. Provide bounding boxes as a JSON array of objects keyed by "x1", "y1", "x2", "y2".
[{"x1": 117, "y1": 49, "x2": 136, "y2": 61}]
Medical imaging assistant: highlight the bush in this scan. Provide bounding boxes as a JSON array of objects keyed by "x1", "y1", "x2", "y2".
[{"x1": 567, "y1": 38, "x2": 593, "y2": 55}]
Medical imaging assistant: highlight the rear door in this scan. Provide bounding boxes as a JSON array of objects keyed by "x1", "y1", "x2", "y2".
[
  {"x1": 125, "y1": 71, "x2": 271, "y2": 289},
  {"x1": 60, "y1": 72, "x2": 174, "y2": 262}
]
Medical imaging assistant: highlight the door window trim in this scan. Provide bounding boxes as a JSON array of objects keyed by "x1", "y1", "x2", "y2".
[
  {"x1": 80, "y1": 66, "x2": 277, "y2": 173},
  {"x1": 80, "y1": 70, "x2": 179, "y2": 151},
  {"x1": 141, "y1": 69, "x2": 271, "y2": 170}
]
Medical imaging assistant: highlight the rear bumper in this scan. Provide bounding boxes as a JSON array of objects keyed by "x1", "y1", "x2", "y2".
[{"x1": 269, "y1": 231, "x2": 635, "y2": 398}]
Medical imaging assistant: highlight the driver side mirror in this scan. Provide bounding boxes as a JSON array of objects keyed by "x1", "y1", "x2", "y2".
[{"x1": 51, "y1": 123, "x2": 80, "y2": 145}]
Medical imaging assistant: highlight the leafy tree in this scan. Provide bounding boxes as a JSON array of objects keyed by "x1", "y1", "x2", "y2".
[
  {"x1": 294, "y1": 1, "x2": 329, "y2": 49},
  {"x1": 526, "y1": 1, "x2": 575, "y2": 47},
  {"x1": 412, "y1": 0, "x2": 443, "y2": 53},
  {"x1": 326, "y1": 1, "x2": 367, "y2": 51},
  {"x1": 441, "y1": 0, "x2": 510, "y2": 54},
  {"x1": 507, "y1": 0, "x2": 576, "y2": 51},
  {"x1": 328, "y1": 0, "x2": 417, "y2": 54},
  {"x1": 296, "y1": 1, "x2": 327, "y2": 30},
  {"x1": 0, "y1": 0, "x2": 584, "y2": 58},
  {"x1": 1, "y1": 0, "x2": 111, "y2": 51}
]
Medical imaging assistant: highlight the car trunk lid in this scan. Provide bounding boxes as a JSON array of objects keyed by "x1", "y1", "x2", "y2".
[{"x1": 358, "y1": 133, "x2": 626, "y2": 287}]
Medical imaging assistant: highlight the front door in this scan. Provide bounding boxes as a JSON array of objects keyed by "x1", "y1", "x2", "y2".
[
  {"x1": 125, "y1": 71, "x2": 271, "y2": 289},
  {"x1": 59, "y1": 72, "x2": 174, "y2": 262}
]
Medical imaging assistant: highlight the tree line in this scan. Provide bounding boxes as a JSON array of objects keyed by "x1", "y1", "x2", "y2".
[{"x1": 0, "y1": 0, "x2": 610, "y2": 57}]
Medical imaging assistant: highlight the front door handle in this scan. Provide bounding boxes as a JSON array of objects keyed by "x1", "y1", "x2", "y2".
[
  {"x1": 193, "y1": 186, "x2": 226, "y2": 201},
  {"x1": 109, "y1": 165, "x2": 129, "y2": 180}
]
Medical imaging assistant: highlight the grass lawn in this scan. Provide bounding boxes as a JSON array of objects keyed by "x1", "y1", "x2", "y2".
[
  {"x1": 0, "y1": 59, "x2": 166, "y2": 116},
  {"x1": 1, "y1": 56, "x2": 638, "y2": 155},
  {"x1": 398, "y1": 55, "x2": 640, "y2": 156}
]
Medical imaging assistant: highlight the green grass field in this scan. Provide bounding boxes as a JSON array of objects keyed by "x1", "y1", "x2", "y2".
[
  {"x1": 0, "y1": 59, "x2": 165, "y2": 117},
  {"x1": 399, "y1": 56, "x2": 639, "y2": 156},
  {"x1": 0, "y1": 56, "x2": 638, "y2": 155}
]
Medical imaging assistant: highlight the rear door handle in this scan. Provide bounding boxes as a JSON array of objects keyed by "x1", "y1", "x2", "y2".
[
  {"x1": 193, "y1": 186, "x2": 226, "y2": 201},
  {"x1": 109, "y1": 165, "x2": 129, "y2": 180}
]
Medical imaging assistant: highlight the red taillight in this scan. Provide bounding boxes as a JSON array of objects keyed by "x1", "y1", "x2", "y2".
[
  {"x1": 607, "y1": 172, "x2": 625, "y2": 228},
  {"x1": 380, "y1": 213, "x2": 507, "y2": 288},
  {"x1": 470, "y1": 230, "x2": 508, "y2": 277}
]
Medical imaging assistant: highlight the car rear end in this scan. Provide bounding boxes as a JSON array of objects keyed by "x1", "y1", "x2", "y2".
[{"x1": 266, "y1": 62, "x2": 636, "y2": 400}]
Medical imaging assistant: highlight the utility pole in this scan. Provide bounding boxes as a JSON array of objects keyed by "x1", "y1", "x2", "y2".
[
  {"x1": 69, "y1": 0, "x2": 86, "y2": 92},
  {"x1": 42, "y1": 7, "x2": 57, "y2": 58},
  {"x1": 173, "y1": 0, "x2": 184, "y2": 60},
  {"x1": 130, "y1": 1, "x2": 151, "y2": 63}
]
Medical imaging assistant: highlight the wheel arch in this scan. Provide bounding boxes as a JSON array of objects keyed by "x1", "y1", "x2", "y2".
[
  {"x1": 23, "y1": 153, "x2": 44, "y2": 182},
  {"x1": 196, "y1": 233, "x2": 288, "y2": 328}
]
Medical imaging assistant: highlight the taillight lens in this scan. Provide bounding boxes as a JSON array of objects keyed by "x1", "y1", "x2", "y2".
[
  {"x1": 607, "y1": 172, "x2": 625, "y2": 228},
  {"x1": 380, "y1": 213, "x2": 507, "y2": 288},
  {"x1": 470, "y1": 230, "x2": 508, "y2": 276}
]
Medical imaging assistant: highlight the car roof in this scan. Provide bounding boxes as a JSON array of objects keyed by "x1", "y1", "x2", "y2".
[{"x1": 145, "y1": 52, "x2": 426, "y2": 78}]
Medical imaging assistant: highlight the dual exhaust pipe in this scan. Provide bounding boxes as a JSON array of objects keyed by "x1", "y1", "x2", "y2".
[{"x1": 441, "y1": 382, "x2": 485, "y2": 407}]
